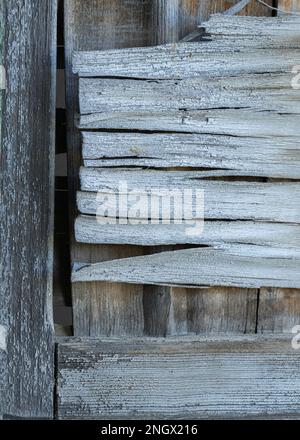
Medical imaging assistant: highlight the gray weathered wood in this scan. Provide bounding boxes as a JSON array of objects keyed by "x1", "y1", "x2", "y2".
[
  {"x1": 74, "y1": 44, "x2": 300, "y2": 78},
  {"x1": 82, "y1": 132, "x2": 300, "y2": 179},
  {"x1": 78, "y1": 168, "x2": 300, "y2": 224},
  {"x1": 223, "y1": 0, "x2": 251, "y2": 15},
  {"x1": 0, "y1": 0, "x2": 5, "y2": 420},
  {"x1": 73, "y1": 17, "x2": 300, "y2": 78},
  {"x1": 72, "y1": 245, "x2": 300, "y2": 289},
  {"x1": 0, "y1": 0, "x2": 56, "y2": 418},
  {"x1": 75, "y1": 215, "x2": 300, "y2": 248},
  {"x1": 79, "y1": 108, "x2": 300, "y2": 134},
  {"x1": 79, "y1": 73, "x2": 300, "y2": 116},
  {"x1": 57, "y1": 335, "x2": 300, "y2": 419}
]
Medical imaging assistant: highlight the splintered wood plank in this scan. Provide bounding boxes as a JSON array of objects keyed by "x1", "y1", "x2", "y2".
[
  {"x1": 0, "y1": 0, "x2": 56, "y2": 418},
  {"x1": 57, "y1": 335, "x2": 300, "y2": 419},
  {"x1": 64, "y1": 0, "x2": 153, "y2": 336},
  {"x1": 82, "y1": 132, "x2": 300, "y2": 179},
  {"x1": 78, "y1": 168, "x2": 300, "y2": 224},
  {"x1": 79, "y1": 73, "x2": 300, "y2": 116},
  {"x1": 72, "y1": 245, "x2": 300, "y2": 289},
  {"x1": 73, "y1": 21, "x2": 300, "y2": 78},
  {"x1": 79, "y1": 108, "x2": 299, "y2": 134}
]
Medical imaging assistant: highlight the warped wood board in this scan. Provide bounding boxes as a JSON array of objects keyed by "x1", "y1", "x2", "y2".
[
  {"x1": 57, "y1": 335, "x2": 300, "y2": 420},
  {"x1": 0, "y1": 0, "x2": 56, "y2": 418},
  {"x1": 64, "y1": 0, "x2": 155, "y2": 337},
  {"x1": 72, "y1": 245, "x2": 300, "y2": 289},
  {"x1": 82, "y1": 132, "x2": 300, "y2": 179},
  {"x1": 78, "y1": 168, "x2": 300, "y2": 224}
]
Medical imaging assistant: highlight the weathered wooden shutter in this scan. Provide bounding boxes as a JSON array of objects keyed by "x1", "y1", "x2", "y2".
[{"x1": 56, "y1": 1, "x2": 300, "y2": 419}]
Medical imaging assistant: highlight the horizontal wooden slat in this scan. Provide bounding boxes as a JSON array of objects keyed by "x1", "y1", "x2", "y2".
[
  {"x1": 78, "y1": 168, "x2": 300, "y2": 224},
  {"x1": 57, "y1": 335, "x2": 300, "y2": 419},
  {"x1": 79, "y1": 73, "x2": 300, "y2": 116},
  {"x1": 82, "y1": 132, "x2": 300, "y2": 179},
  {"x1": 73, "y1": 16, "x2": 300, "y2": 78},
  {"x1": 72, "y1": 245, "x2": 300, "y2": 288},
  {"x1": 78, "y1": 108, "x2": 300, "y2": 134},
  {"x1": 202, "y1": 13, "x2": 300, "y2": 37},
  {"x1": 75, "y1": 215, "x2": 300, "y2": 247}
]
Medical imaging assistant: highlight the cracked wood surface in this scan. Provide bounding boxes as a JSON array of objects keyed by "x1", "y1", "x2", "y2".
[{"x1": 74, "y1": 13, "x2": 300, "y2": 291}]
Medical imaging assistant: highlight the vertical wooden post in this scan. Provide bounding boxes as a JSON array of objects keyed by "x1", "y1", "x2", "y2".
[
  {"x1": 0, "y1": 0, "x2": 6, "y2": 420},
  {"x1": 0, "y1": 0, "x2": 56, "y2": 418}
]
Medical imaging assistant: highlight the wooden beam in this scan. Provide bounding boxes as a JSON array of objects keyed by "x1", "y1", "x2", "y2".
[
  {"x1": 0, "y1": 0, "x2": 56, "y2": 418},
  {"x1": 57, "y1": 335, "x2": 300, "y2": 419}
]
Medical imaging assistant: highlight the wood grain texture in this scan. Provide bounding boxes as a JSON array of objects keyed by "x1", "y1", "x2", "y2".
[
  {"x1": 78, "y1": 168, "x2": 300, "y2": 224},
  {"x1": 73, "y1": 17, "x2": 300, "y2": 78},
  {"x1": 258, "y1": 288, "x2": 300, "y2": 333},
  {"x1": 79, "y1": 73, "x2": 300, "y2": 116},
  {"x1": 0, "y1": 0, "x2": 56, "y2": 418},
  {"x1": 75, "y1": 215, "x2": 300, "y2": 248},
  {"x1": 57, "y1": 335, "x2": 300, "y2": 419},
  {"x1": 143, "y1": 286, "x2": 258, "y2": 335},
  {"x1": 64, "y1": 0, "x2": 154, "y2": 337},
  {"x1": 0, "y1": 0, "x2": 5, "y2": 420},
  {"x1": 72, "y1": 245, "x2": 300, "y2": 289},
  {"x1": 82, "y1": 132, "x2": 300, "y2": 179},
  {"x1": 278, "y1": 0, "x2": 300, "y2": 13}
]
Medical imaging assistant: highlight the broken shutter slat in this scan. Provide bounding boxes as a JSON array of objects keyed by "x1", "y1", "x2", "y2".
[
  {"x1": 75, "y1": 215, "x2": 300, "y2": 248},
  {"x1": 72, "y1": 246, "x2": 300, "y2": 289},
  {"x1": 78, "y1": 109, "x2": 299, "y2": 135},
  {"x1": 81, "y1": 132, "x2": 300, "y2": 179},
  {"x1": 79, "y1": 74, "x2": 300, "y2": 116},
  {"x1": 77, "y1": 168, "x2": 300, "y2": 224}
]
